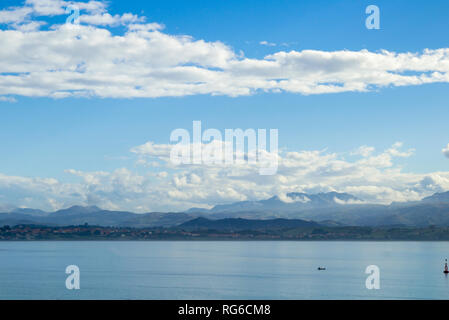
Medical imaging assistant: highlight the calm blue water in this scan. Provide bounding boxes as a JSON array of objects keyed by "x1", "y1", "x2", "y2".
[{"x1": 0, "y1": 241, "x2": 448, "y2": 300}]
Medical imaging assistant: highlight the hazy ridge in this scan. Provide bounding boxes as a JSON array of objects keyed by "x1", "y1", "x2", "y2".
[{"x1": 1, "y1": 191, "x2": 449, "y2": 228}]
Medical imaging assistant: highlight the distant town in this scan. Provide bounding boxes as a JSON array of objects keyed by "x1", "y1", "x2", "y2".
[{"x1": 2, "y1": 222, "x2": 449, "y2": 241}]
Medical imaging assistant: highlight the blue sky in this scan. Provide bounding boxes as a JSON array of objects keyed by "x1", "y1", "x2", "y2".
[{"x1": 0, "y1": 0, "x2": 449, "y2": 211}]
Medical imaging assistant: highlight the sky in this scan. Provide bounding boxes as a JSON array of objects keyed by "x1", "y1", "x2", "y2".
[{"x1": 0, "y1": 0, "x2": 449, "y2": 212}]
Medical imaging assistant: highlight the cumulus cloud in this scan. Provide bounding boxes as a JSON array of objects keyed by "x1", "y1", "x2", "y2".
[
  {"x1": 78, "y1": 12, "x2": 144, "y2": 26},
  {"x1": 1, "y1": 1, "x2": 449, "y2": 98},
  {"x1": 1, "y1": 141, "x2": 448, "y2": 212},
  {"x1": 0, "y1": 96, "x2": 17, "y2": 103},
  {"x1": 260, "y1": 40, "x2": 276, "y2": 47},
  {"x1": 351, "y1": 145, "x2": 375, "y2": 157},
  {"x1": 443, "y1": 144, "x2": 449, "y2": 158},
  {"x1": 0, "y1": 6, "x2": 33, "y2": 24}
]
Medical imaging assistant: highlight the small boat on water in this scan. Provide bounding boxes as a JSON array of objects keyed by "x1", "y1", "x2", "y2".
[
  {"x1": 317, "y1": 267, "x2": 326, "y2": 271},
  {"x1": 444, "y1": 259, "x2": 449, "y2": 274}
]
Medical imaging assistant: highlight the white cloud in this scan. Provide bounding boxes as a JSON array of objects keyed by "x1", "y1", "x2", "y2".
[
  {"x1": 0, "y1": 6, "x2": 33, "y2": 24},
  {"x1": 25, "y1": 0, "x2": 66, "y2": 16},
  {"x1": 78, "y1": 12, "x2": 144, "y2": 26},
  {"x1": 0, "y1": 96, "x2": 17, "y2": 103},
  {"x1": 0, "y1": 1, "x2": 449, "y2": 98},
  {"x1": 278, "y1": 193, "x2": 310, "y2": 204},
  {"x1": 333, "y1": 197, "x2": 365, "y2": 205},
  {"x1": 443, "y1": 144, "x2": 449, "y2": 158},
  {"x1": 260, "y1": 40, "x2": 276, "y2": 47},
  {"x1": 24, "y1": 0, "x2": 107, "y2": 16},
  {"x1": 0, "y1": 0, "x2": 138, "y2": 27},
  {"x1": 351, "y1": 145, "x2": 375, "y2": 157}
]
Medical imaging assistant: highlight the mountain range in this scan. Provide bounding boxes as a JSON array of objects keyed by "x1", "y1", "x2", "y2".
[
  {"x1": 1, "y1": 191, "x2": 449, "y2": 228},
  {"x1": 186, "y1": 191, "x2": 449, "y2": 227},
  {"x1": 0, "y1": 205, "x2": 191, "y2": 228}
]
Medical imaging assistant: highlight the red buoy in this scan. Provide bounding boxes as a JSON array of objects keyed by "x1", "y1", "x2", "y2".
[{"x1": 444, "y1": 259, "x2": 449, "y2": 274}]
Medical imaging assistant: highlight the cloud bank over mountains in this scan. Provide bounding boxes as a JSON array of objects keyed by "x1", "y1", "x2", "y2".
[
  {"x1": 1, "y1": 140, "x2": 449, "y2": 213},
  {"x1": 2, "y1": 0, "x2": 449, "y2": 100}
]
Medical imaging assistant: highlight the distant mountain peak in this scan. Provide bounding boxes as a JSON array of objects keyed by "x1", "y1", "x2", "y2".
[
  {"x1": 422, "y1": 191, "x2": 449, "y2": 203},
  {"x1": 11, "y1": 208, "x2": 49, "y2": 217},
  {"x1": 204, "y1": 191, "x2": 362, "y2": 214},
  {"x1": 55, "y1": 205, "x2": 102, "y2": 214},
  {"x1": 285, "y1": 192, "x2": 310, "y2": 203}
]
